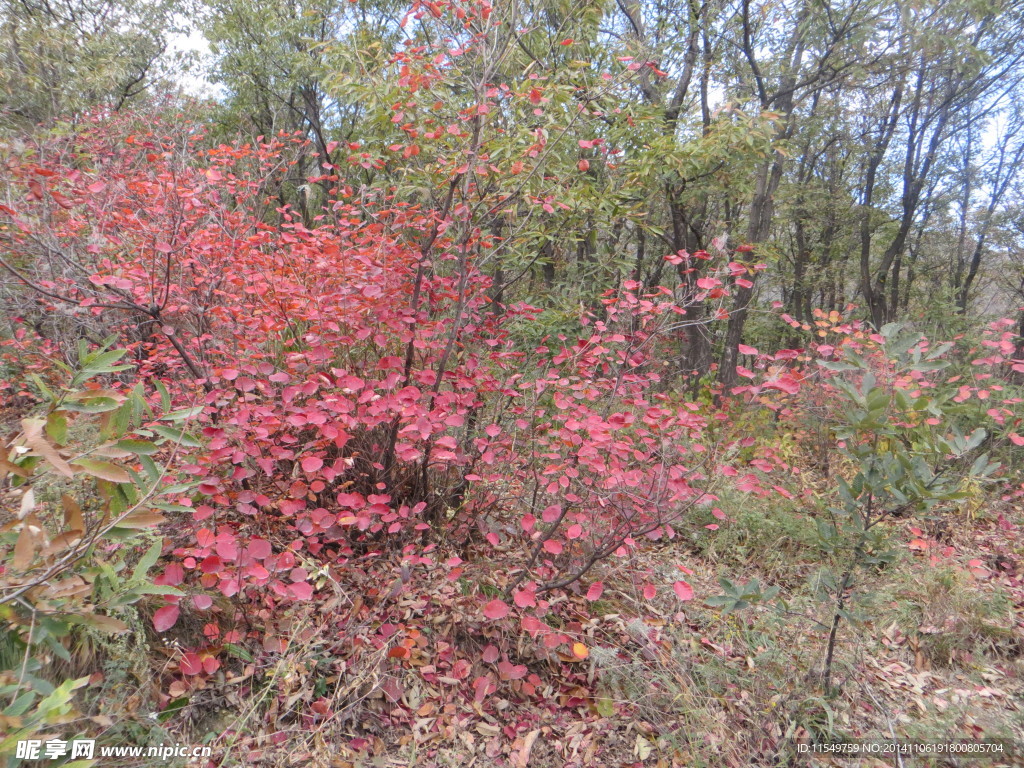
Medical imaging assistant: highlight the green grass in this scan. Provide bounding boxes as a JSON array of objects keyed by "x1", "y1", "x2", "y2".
[
  {"x1": 686, "y1": 491, "x2": 832, "y2": 587},
  {"x1": 867, "y1": 564, "x2": 1022, "y2": 669}
]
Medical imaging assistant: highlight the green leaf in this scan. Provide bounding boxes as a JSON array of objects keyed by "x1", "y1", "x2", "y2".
[
  {"x1": 817, "y1": 360, "x2": 861, "y2": 372},
  {"x1": 154, "y1": 379, "x2": 172, "y2": 411},
  {"x1": 107, "y1": 399, "x2": 133, "y2": 438},
  {"x1": 3, "y1": 691, "x2": 36, "y2": 717},
  {"x1": 62, "y1": 397, "x2": 121, "y2": 414},
  {"x1": 125, "y1": 584, "x2": 184, "y2": 598},
  {"x1": 117, "y1": 438, "x2": 159, "y2": 455},
  {"x1": 861, "y1": 371, "x2": 876, "y2": 395},
  {"x1": 138, "y1": 454, "x2": 161, "y2": 484},
  {"x1": 704, "y1": 595, "x2": 734, "y2": 608},
  {"x1": 150, "y1": 501, "x2": 197, "y2": 513},
  {"x1": 88, "y1": 348, "x2": 129, "y2": 369},
  {"x1": 925, "y1": 342, "x2": 953, "y2": 361},
  {"x1": 150, "y1": 424, "x2": 202, "y2": 448},
  {"x1": 163, "y1": 405, "x2": 205, "y2": 422},
  {"x1": 913, "y1": 359, "x2": 951, "y2": 371},
  {"x1": 29, "y1": 373, "x2": 55, "y2": 402},
  {"x1": 969, "y1": 453, "x2": 999, "y2": 478},
  {"x1": 158, "y1": 696, "x2": 190, "y2": 723},
  {"x1": 132, "y1": 538, "x2": 163, "y2": 582},
  {"x1": 35, "y1": 676, "x2": 88, "y2": 718},
  {"x1": 963, "y1": 428, "x2": 987, "y2": 453},
  {"x1": 45, "y1": 412, "x2": 68, "y2": 445},
  {"x1": 225, "y1": 643, "x2": 254, "y2": 662}
]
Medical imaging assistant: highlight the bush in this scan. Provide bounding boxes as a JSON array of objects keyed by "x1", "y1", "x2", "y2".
[{"x1": 0, "y1": 338, "x2": 198, "y2": 761}]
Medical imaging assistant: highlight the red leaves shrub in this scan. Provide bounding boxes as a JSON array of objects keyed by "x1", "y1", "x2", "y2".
[
  {"x1": 4, "y1": 112, "x2": 1021, "y2": 746},
  {"x1": 0, "y1": 112, "x2": 755, "y2": 617}
]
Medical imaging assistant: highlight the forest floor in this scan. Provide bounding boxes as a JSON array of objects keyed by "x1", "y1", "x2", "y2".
[{"x1": 83, "y1": 491, "x2": 1024, "y2": 768}]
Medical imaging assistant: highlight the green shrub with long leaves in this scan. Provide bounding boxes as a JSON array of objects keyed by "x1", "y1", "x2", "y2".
[
  {"x1": 0, "y1": 338, "x2": 200, "y2": 762},
  {"x1": 814, "y1": 323, "x2": 1001, "y2": 692}
]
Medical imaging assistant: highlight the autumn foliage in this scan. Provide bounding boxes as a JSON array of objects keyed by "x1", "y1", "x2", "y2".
[
  {"x1": 0, "y1": 111, "x2": 751, "y2": 661},
  {"x1": 4, "y1": 97, "x2": 1024, "y2": 669},
  {"x1": 2, "y1": 0, "x2": 1024, "y2": 755}
]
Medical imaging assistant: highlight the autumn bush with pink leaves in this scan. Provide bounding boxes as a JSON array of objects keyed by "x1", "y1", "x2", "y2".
[
  {"x1": 4, "y1": 111, "x2": 1022, "y2": 688},
  {"x1": 0, "y1": 115, "x2": 755, "y2": 649}
]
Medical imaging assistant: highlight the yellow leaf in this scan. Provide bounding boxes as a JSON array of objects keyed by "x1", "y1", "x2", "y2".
[
  {"x1": 94, "y1": 443, "x2": 134, "y2": 459},
  {"x1": 25, "y1": 431, "x2": 75, "y2": 478},
  {"x1": 0, "y1": 456, "x2": 30, "y2": 480},
  {"x1": 19, "y1": 488, "x2": 35, "y2": 519},
  {"x1": 81, "y1": 614, "x2": 129, "y2": 634},
  {"x1": 12, "y1": 525, "x2": 36, "y2": 571},
  {"x1": 63, "y1": 494, "x2": 84, "y2": 532},
  {"x1": 71, "y1": 458, "x2": 130, "y2": 483},
  {"x1": 43, "y1": 530, "x2": 83, "y2": 557},
  {"x1": 635, "y1": 735, "x2": 654, "y2": 760},
  {"x1": 115, "y1": 511, "x2": 166, "y2": 529}
]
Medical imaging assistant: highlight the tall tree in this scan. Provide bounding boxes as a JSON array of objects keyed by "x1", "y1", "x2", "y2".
[
  {"x1": 0, "y1": 0, "x2": 177, "y2": 128},
  {"x1": 860, "y1": 0, "x2": 1024, "y2": 327}
]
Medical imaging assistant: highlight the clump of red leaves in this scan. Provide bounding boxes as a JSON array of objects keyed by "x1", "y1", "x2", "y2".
[{"x1": 0, "y1": 109, "x2": 779, "y2": 739}]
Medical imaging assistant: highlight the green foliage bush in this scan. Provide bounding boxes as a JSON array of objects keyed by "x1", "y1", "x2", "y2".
[{"x1": 0, "y1": 340, "x2": 199, "y2": 761}]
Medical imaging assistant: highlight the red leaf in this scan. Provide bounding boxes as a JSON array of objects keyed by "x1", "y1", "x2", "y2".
[
  {"x1": 473, "y1": 675, "x2": 495, "y2": 703},
  {"x1": 482, "y1": 598, "x2": 510, "y2": 620},
  {"x1": 765, "y1": 374, "x2": 801, "y2": 395},
  {"x1": 542, "y1": 539, "x2": 563, "y2": 554},
  {"x1": 289, "y1": 581, "x2": 314, "y2": 600},
  {"x1": 192, "y1": 594, "x2": 213, "y2": 610},
  {"x1": 160, "y1": 563, "x2": 185, "y2": 586},
  {"x1": 513, "y1": 589, "x2": 536, "y2": 608},
  {"x1": 497, "y1": 659, "x2": 527, "y2": 680},
  {"x1": 586, "y1": 582, "x2": 604, "y2": 601},
  {"x1": 301, "y1": 456, "x2": 324, "y2": 473},
  {"x1": 246, "y1": 538, "x2": 272, "y2": 560},
  {"x1": 673, "y1": 580, "x2": 694, "y2": 601},
  {"x1": 152, "y1": 605, "x2": 180, "y2": 632},
  {"x1": 180, "y1": 652, "x2": 203, "y2": 675}
]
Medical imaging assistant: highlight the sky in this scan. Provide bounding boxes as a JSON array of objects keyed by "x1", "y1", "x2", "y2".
[{"x1": 165, "y1": 23, "x2": 222, "y2": 99}]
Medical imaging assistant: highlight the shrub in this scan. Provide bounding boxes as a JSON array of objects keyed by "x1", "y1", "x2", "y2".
[{"x1": 0, "y1": 338, "x2": 198, "y2": 759}]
